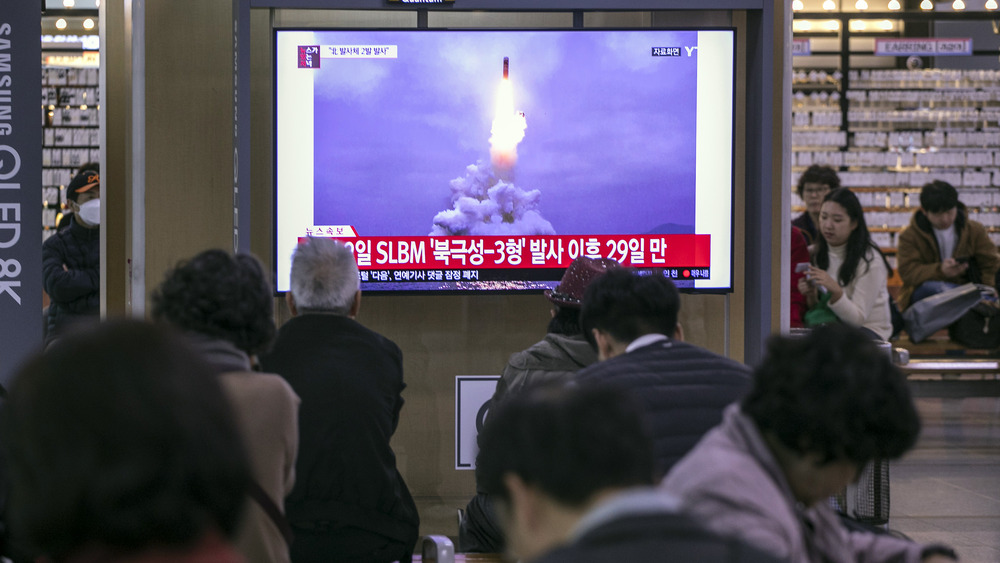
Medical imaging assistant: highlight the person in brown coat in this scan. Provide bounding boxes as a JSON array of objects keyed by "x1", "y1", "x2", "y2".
[
  {"x1": 897, "y1": 180, "x2": 1000, "y2": 311},
  {"x1": 152, "y1": 250, "x2": 300, "y2": 563}
]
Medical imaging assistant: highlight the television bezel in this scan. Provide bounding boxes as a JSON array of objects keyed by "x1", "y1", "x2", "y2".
[{"x1": 272, "y1": 26, "x2": 738, "y2": 296}]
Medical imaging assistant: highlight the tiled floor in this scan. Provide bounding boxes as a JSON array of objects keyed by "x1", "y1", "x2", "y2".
[{"x1": 890, "y1": 396, "x2": 1000, "y2": 563}]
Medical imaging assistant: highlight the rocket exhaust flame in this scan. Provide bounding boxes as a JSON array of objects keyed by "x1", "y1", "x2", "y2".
[
  {"x1": 428, "y1": 56, "x2": 553, "y2": 237},
  {"x1": 489, "y1": 58, "x2": 526, "y2": 172}
]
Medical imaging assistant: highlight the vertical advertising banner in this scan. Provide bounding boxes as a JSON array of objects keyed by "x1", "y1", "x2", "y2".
[{"x1": 0, "y1": 2, "x2": 42, "y2": 387}]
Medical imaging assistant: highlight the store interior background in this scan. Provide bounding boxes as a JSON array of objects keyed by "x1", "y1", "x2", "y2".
[{"x1": 37, "y1": 1, "x2": 1000, "y2": 557}]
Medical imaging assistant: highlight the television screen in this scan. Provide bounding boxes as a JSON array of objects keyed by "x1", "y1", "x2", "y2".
[{"x1": 274, "y1": 28, "x2": 735, "y2": 293}]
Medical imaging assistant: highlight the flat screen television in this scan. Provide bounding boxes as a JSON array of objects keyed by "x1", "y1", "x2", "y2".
[{"x1": 274, "y1": 28, "x2": 735, "y2": 293}]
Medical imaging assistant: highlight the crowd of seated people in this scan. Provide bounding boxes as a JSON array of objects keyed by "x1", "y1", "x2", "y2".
[
  {"x1": 2, "y1": 240, "x2": 964, "y2": 563},
  {"x1": 791, "y1": 166, "x2": 1000, "y2": 344}
]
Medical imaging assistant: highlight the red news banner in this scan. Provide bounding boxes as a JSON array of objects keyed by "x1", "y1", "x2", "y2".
[{"x1": 301, "y1": 234, "x2": 711, "y2": 270}]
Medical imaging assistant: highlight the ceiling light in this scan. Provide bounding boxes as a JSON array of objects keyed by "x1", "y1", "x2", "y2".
[
  {"x1": 823, "y1": 0, "x2": 838, "y2": 9},
  {"x1": 793, "y1": 19, "x2": 814, "y2": 31},
  {"x1": 856, "y1": 0, "x2": 869, "y2": 8},
  {"x1": 880, "y1": 19, "x2": 894, "y2": 30},
  {"x1": 920, "y1": 0, "x2": 934, "y2": 8},
  {"x1": 953, "y1": 0, "x2": 965, "y2": 8},
  {"x1": 888, "y1": 0, "x2": 901, "y2": 8},
  {"x1": 55, "y1": 18, "x2": 67, "y2": 30},
  {"x1": 63, "y1": 0, "x2": 75, "y2": 7},
  {"x1": 987, "y1": 0, "x2": 998, "y2": 9},
  {"x1": 826, "y1": 20, "x2": 841, "y2": 30},
  {"x1": 793, "y1": 0, "x2": 805, "y2": 10},
  {"x1": 83, "y1": 18, "x2": 95, "y2": 30},
  {"x1": 850, "y1": 19, "x2": 867, "y2": 30}
]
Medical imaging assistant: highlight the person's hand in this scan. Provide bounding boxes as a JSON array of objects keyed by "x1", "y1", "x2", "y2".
[
  {"x1": 941, "y1": 257, "x2": 969, "y2": 278},
  {"x1": 807, "y1": 266, "x2": 845, "y2": 303},
  {"x1": 797, "y1": 275, "x2": 815, "y2": 297},
  {"x1": 62, "y1": 263, "x2": 68, "y2": 272}
]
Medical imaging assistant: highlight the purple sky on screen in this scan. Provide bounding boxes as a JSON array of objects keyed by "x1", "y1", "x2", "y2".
[{"x1": 311, "y1": 30, "x2": 705, "y2": 236}]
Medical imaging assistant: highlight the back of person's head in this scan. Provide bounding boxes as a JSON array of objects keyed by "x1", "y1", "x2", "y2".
[
  {"x1": 151, "y1": 249, "x2": 275, "y2": 355},
  {"x1": 742, "y1": 324, "x2": 920, "y2": 466},
  {"x1": 796, "y1": 164, "x2": 840, "y2": 198},
  {"x1": 1, "y1": 321, "x2": 252, "y2": 560},
  {"x1": 289, "y1": 237, "x2": 360, "y2": 314},
  {"x1": 920, "y1": 180, "x2": 959, "y2": 213},
  {"x1": 580, "y1": 269, "x2": 680, "y2": 347},
  {"x1": 476, "y1": 384, "x2": 654, "y2": 509},
  {"x1": 547, "y1": 306, "x2": 583, "y2": 336}
]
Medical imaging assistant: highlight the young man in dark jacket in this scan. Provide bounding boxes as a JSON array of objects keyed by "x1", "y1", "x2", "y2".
[
  {"x1": 575, "y1": 269, "x2": 752, "y2": 476},
  {"x1": 42, "y1": 166, "x2": 100, "y2": 346}
]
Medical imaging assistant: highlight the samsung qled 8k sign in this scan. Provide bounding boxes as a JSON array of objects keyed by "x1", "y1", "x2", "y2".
[{"x1": 275, "y1": 29, "x2": 735, "y2": 293}]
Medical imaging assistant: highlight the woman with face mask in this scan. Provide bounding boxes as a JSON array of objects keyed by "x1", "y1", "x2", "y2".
[
  {"x1": 41, "y1": 165, "x2": 101, "y2": 346},
  {"x1": 797, "y1": 188, "x2": 893, "y2": 341}
]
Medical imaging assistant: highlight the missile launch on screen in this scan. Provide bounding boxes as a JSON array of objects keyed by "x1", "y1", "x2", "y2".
[{"x1": 503, "y1": 56, "x2": 509, "y2": 79}]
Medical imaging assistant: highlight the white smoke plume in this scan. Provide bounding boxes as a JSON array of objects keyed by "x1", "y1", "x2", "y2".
[{"x1": 429, "y1": 161, "x2": 555, "y2": 236}]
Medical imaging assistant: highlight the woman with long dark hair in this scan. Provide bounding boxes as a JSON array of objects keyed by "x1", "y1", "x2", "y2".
[{"x1": 798, "y1": 188, "x2": 893, "y2": 340}]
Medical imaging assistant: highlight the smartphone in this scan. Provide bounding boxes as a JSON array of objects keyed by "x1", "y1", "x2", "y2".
[
  {"x1": 795, "y1": 262, "x2": 811, "y2": 273},
  {"x1": 955, "y1": 256, "x2": 971, "y2": 265}
]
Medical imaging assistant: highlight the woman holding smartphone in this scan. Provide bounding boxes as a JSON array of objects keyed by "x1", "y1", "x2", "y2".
[{"x1": 798, "y1": 188, "x2": 893, "y2": 340}]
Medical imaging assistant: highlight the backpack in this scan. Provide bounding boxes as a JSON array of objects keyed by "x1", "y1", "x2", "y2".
[{"x1": 948, "y1": 299, "x2": 1000, "y2": 349}]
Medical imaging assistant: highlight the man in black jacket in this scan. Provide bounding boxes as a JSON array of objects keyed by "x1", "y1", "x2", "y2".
[
  {"x1": 476, "y1": 384, "x2": 780, "y2": 563},
  {"x1": 574, "y1": 269, "x2": 752, "y2": 477},
  {"x1": 42, "y1": 166, "x2": 100, "y2": 346},
  {"x1": 260, "y1": 237, "x2": 418, "y2": 563}
]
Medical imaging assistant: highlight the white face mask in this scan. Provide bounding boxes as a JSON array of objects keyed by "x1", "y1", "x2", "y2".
[{"x1": 78, "y1": 198, "x2": 101, "y2": 226}]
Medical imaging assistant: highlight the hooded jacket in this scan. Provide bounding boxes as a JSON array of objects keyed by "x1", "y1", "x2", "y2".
[
  {"x1": 491, "y1": 332, "x2": 598, "y2": 404},
  {"x1": 897, "y1": 203, "x2": 999, "y2": 310}
]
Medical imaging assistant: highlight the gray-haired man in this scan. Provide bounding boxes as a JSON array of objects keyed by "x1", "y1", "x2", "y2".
[{"x1": 261, "y1": 237, "x2": 419, "y2": 563}]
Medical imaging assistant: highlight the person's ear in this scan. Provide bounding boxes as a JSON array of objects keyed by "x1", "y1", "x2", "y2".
[
  {"x1": 285, "y1": 292, "x2": 299, "y2": 317},
  {"x1": 67, "y1": 199, "x2": 80, "y2": 214},
  {"x1": 503, "y1": 473, "x2": 538, "y2": 532},
  {"x1": 591, "y1": 328, "x2": 615, "y2": 361},
  {"x1": 348, "y1": 290, "x2": 361, "y2": 319}
]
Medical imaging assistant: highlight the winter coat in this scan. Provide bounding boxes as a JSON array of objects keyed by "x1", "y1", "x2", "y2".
[{"x1": 897, "y1": 204, "x2": 1000, "y2": 310}]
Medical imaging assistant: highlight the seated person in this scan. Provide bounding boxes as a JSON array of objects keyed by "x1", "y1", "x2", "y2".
[
  {"x1": 42, "y1": 165, "x2": 101, "y2": 346},
  {"x1": 798, "y1": 188, "x2": 893, "y2": 340},
  {"x1": 793, "y1": 164, "x2": 841, "y2": 246},
  {"x1": 897, "y1": 180, "x2": 999, "y2": 311},
  {"x1": 461, "y1": 256, "x2": 618, "y2": 553},
  {"x1": 260, "y1": 238, "x2": 418, "y2": 563},
  {"x1": 662, "y1": 324, "x2": 957, "y2": 563},
  {"x1": 1, "y1": 321, "x2": 252, "y2": 563},
  {"x1": 152, "y1": 250, "x2": 300, "y2": 563},
  {"x1": 475, "y1": 384, "x2": 782, "y2": 563},
  {"x1": 790, "y1": 225, "x2": 810, "y2": 328}
]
